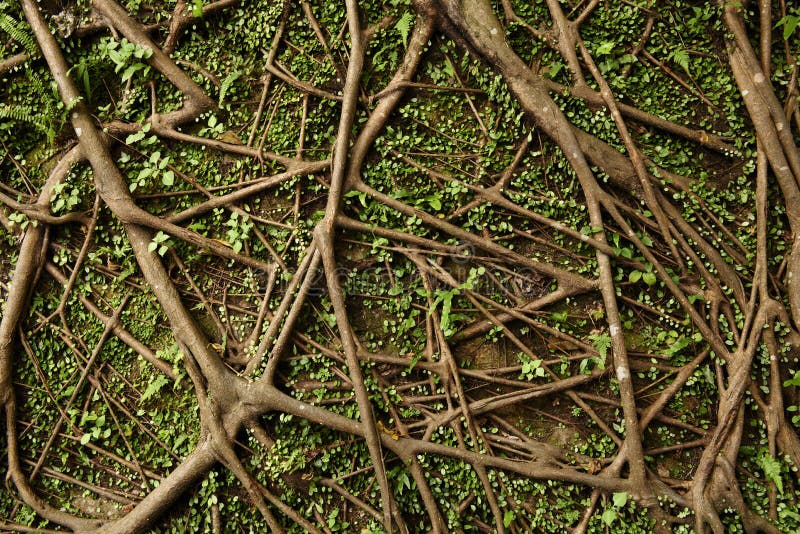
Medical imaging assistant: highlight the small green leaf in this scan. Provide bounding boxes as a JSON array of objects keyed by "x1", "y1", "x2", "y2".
[
  {"x1": 612, "y1": 492, "x2": 628, "y2": 508},
  {"x1": 121, "y1": 63, "x2": 144, "y2": 82},
  {"x1": 601, "y1": 508, "x2": 616, "y2": 526},
  {"x1": 547, "y1": 61, "x2": 564, "y2": 78},
  {"x1": 663, "y1": 336, "x2": 691, "y2": 356},
  {"x1": 778, "y1": 14, "x2": 800, "y2": 40},
  {"x1": 784, "y1": 370, "x2": 800, "y2": 388},
  {"x1": 125, "y1": 130, "x2": 145, "y2": 144},
  {"x1": 503, "y1": 510, "x2": 515, "y2": 527},
  {"x1": 162, "y1": 170, "x2": 174, "y2": 186},
  {"x1": 642, "y1": 271, "x2": 657, "y2": 286},
  {"x1": 427, "y1": 196, "x2": 442, "y2": 211},
  {"x1": 629, "y1": 270, "x2": 642, "y2": 283},
  {"x1": 596, "y1": 42, "x2": 615, "y2": 55}
]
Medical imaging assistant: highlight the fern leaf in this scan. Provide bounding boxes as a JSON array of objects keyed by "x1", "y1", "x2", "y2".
[
  {"x1": 0, "y1": 14, "x2": 38, "y2": 55},
  {"x1": 394, "y1": 12, "x2": 414, "y2": 48},
  {"x1": 589, "y1": 333, "x2": 612, "y2": 359},
  {"x1": 0, "y1": 102, "x2": 56, "y2": 142},
  {"x1": 219, "y1": 70, "x2": 242, "y2": 105},
  {"x1": 671, "y1": 48, "x2": 690, "y2": 76},
  {"x1": 0, "y1": 103, "x2": 38, "y2": 125},
  {"x1": 757, "y1": 451, "x2": 784, "y2": 495}
]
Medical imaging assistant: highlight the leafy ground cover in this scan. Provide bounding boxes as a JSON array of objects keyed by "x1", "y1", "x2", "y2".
[{"x1": 1, "y1": 0, "x2": 800, "y2": 532}]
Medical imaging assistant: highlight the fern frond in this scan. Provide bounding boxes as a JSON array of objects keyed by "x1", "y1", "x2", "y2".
[
  {"x1": 25, "y1": 72, "x2": 58, "y2": 119},
  {"x1": 394, "y1": 12, "x2": 414, "y2": 48},
  {"x1": 0, "y1": 103, "x2": 41, "y2": 127},
  {"x1": 27, "y1": 70, "x2": 46, "y2": 95},
  {"x1": 0, "y1": 14, "x2": 38, "y2": 55},
  {"x1": 0, "y1": 103, "x2": 58, "y2": 143},
  {"x1": 219, "y1": 70, "x2": 242, "y2": 105}
]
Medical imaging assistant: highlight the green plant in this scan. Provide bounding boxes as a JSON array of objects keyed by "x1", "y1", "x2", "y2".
[
  {"x1": 98, "y1": 37, "x2": 153, "y2": 82},
  {"x1": 583, "y1": 332, "x2": 610, "y2": 373},
  {"x1": 784, "y1": 370, "x2": 800, "y2": 426},
  {"x1": 0, "y1": 12, "x2": 37, "y2": 55},
  {"x1": 148, "y1": 231, "x2": 172, "y2": 256},
  {"x1": 123, "y1": 123, "x2": 175, "y2": 190},
  {"x1": 7, "y1": 211, "x2": 32, "y2": 230},
  {"x1": 428, "y1": 266, "x2": 484, "y2": 337},
  {"x1": 776, "y1": 8, "x2": 800, "y2": 40},
  {"x1": 225, "y1": 212, "x2": 253, "y2": 253},
  {"x1": 518, "y1": 353, "x2": 545, "y2": 380},
  {"x1": 756, "y1": 449, "x2": 784, "y2": 495},
  {"x1": 78, "y1": 409, "x2": 112, "y2": 445},
  {"x1": 51, "y1": 181, "x2": 81, "y2": 214},
  {"x1": 601, "y1": 491, "x2": 630, "y2": 526}
]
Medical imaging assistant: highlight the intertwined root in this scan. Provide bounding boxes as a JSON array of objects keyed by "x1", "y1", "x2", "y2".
[{"x1": 0, "y1": 0, "x2": 799, "y2": 532}]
